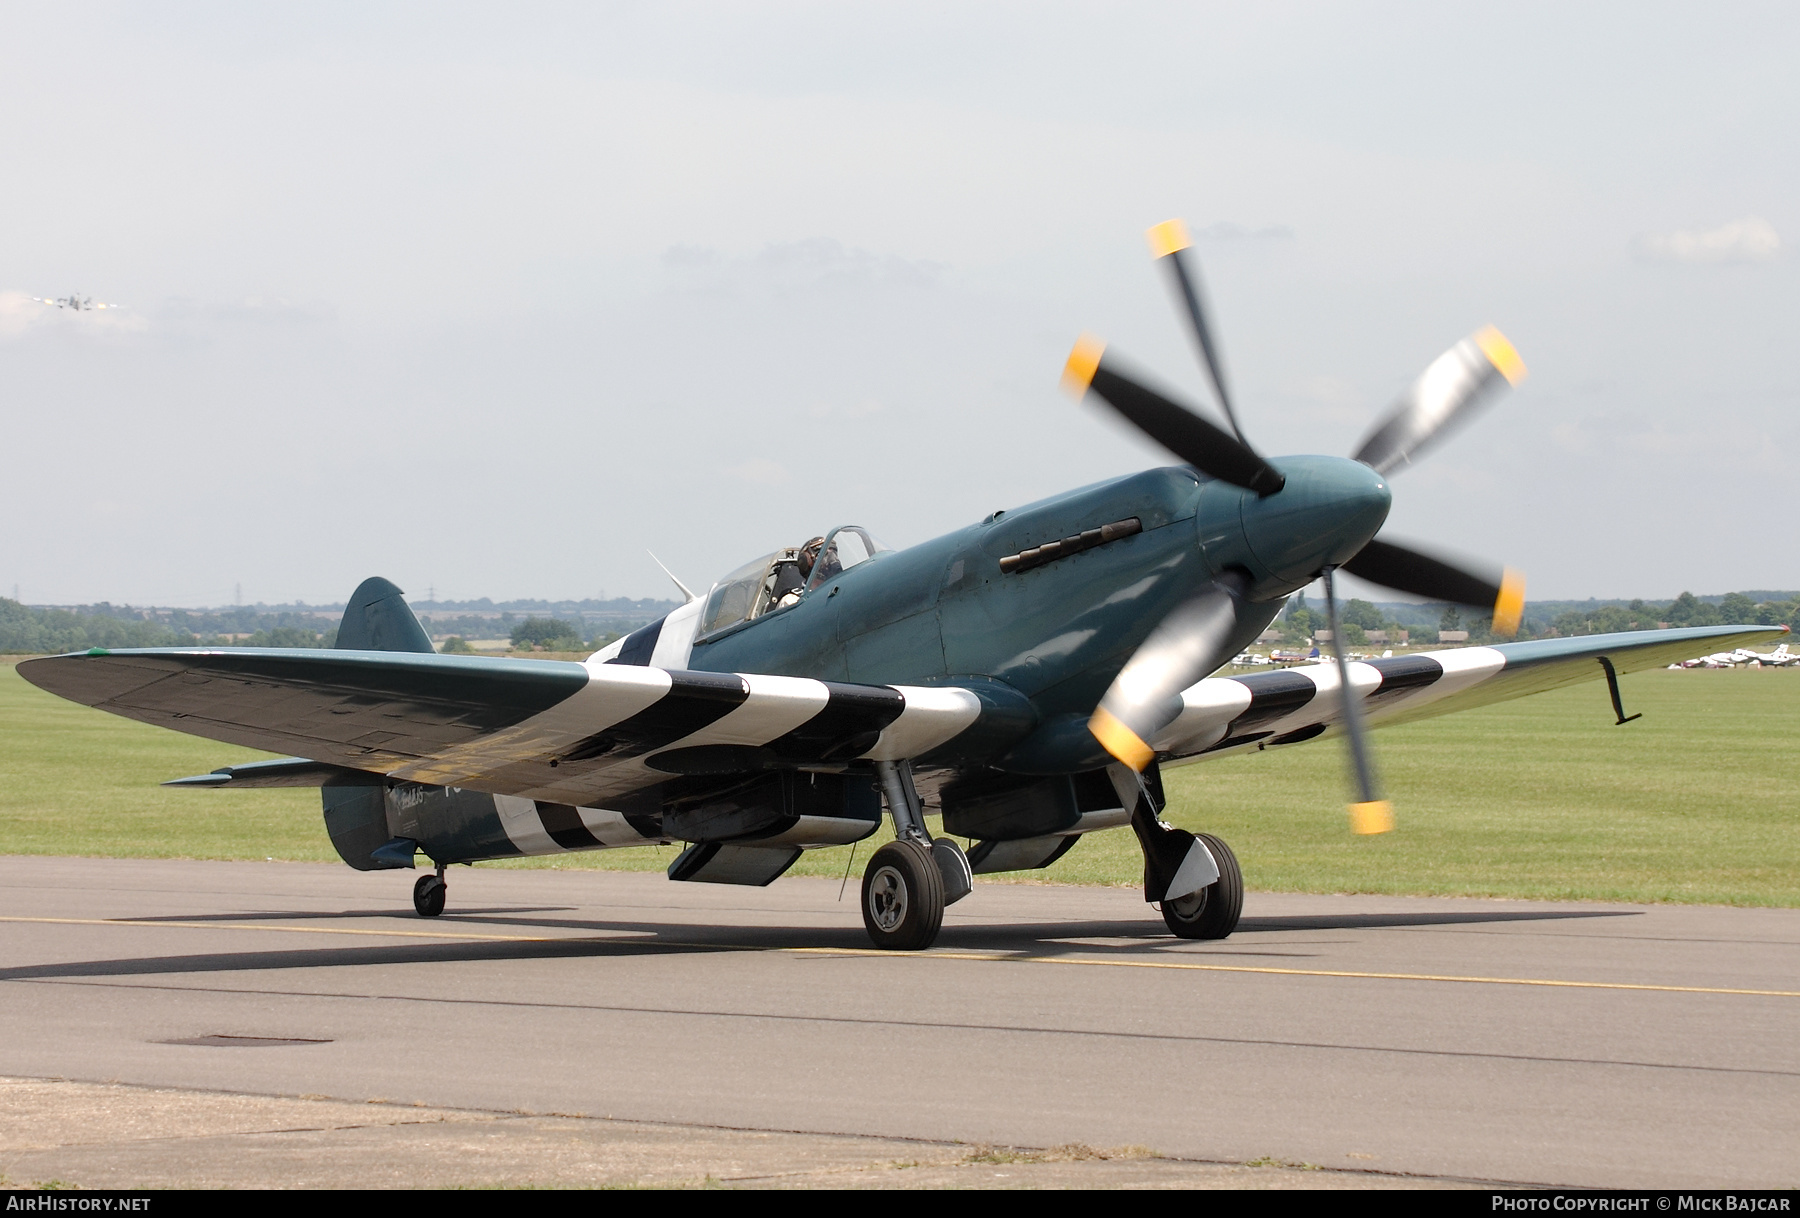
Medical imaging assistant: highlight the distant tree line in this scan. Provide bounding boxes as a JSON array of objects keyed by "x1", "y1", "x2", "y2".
[
  {"x1": 0, "y1": 598, "x2": 650, "y2": 656},
  {"x1": 419, "y1": 612, "x2": 659, "y2": 642},
  {"x1": 1544, "y1": 592, "x2": 1798, "y2": 637},
  {"x1": 0, "y1": 599, "x2": 337, "y2": 653},
  {"x1": 1279, "y1": 595, "x2": 1414, "y2": 647},
  {"x1": 504, "y1": 618, "x2": 623, "y2": 652}
]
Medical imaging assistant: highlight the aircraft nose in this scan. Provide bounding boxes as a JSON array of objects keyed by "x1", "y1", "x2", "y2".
[{"x1": 1239, "y1": 456, "x2": 1392, "y2": 585}]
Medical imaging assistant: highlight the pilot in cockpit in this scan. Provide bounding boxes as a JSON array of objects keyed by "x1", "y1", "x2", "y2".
[{"x1": 771, "y1": 536, "x2": 826, "y2": 609}]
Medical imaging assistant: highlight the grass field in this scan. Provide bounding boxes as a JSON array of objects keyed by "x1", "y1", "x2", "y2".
[{"x1": 2, "y1": 659, "x2": 1795, "y2": 905}]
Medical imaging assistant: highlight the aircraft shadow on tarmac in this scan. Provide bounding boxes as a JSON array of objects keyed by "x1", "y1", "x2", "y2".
[{"x1": 0, "y1": 906, "x2": 1641, "y2": 984}]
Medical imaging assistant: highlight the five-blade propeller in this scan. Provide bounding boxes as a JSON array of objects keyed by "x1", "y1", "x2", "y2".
[{"x1": 1065, "y1": 218, "x2": 1534, "y2": 831}]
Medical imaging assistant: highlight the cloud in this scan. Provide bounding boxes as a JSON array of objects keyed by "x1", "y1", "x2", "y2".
[
  {"x1": 662, "y1": 239, "x2": 944, "y2": 291},
  {"x1": 1632, "y1": 217, "x2": 1782, "y2": 264},
  {"x1": 806, "y1": 397, "x2": 886, "y2": 420},
  {"x1": 159, "y1": 296, "x2": 337, "y2": 325},
  {"x1": 726, "y1": 457, "x2": 791, "y2": 486},
  {"x1": 1194, "y1": 221, "x2": 1295, "y2": 242}
]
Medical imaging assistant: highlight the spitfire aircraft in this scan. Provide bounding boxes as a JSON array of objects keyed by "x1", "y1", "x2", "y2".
[{"x1": 20, "y1": 220, "x2": 1785, "y2": 950}]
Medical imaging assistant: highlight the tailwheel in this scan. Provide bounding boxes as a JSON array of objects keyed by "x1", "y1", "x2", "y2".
[
  {"x1": 861, "y1": 839, "x2": 945, "y2": 951},
  {"x1": 1161, "y1": 833, "x2": 1242, "y2": 940},
  {"x1": 413, "y1": 872, "x2": 447, "y2": 918}
]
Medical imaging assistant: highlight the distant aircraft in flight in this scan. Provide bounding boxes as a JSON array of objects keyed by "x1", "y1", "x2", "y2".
[{"x1": 31, "y1": 294, "x2": 122, "y2": 311}]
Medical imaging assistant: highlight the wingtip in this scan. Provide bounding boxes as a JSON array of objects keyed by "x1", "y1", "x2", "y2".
[{"x1": 1061, "y1": 333, "x2": 1106, "y2": 398}]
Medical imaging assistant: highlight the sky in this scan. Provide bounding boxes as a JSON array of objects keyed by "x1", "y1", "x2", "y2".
[{"x1": 2, "y1": 2, "x2": 1796, "y2": 606}]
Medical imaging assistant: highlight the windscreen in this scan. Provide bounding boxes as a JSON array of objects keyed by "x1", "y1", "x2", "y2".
[{"x1": 699, "y1": 553, "x2": 777, "y2": 637}]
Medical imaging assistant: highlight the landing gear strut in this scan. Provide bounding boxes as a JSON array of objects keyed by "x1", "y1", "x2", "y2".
[
  {"x1": 413, "y1": 865, "x2": 447, "y2": 918},
  {"x1": 864, "y1": 760, "x2": 966, "y2": 950},
  {"x1": 1112, "y1": 762, "x2": 1242, "y2": 940}
]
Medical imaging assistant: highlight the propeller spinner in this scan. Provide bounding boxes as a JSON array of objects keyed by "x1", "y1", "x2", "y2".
[{"x1": 1064, "y1": 218, "x2": 1532, "y2": 832}]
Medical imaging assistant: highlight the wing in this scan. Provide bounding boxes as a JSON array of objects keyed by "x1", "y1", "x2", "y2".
[
  {"x1": 18, "y1": 647, "x2": 984, "y2": 806},
  {"x1": 1155, "y1": 623, "x2": 1789, "y2": 764}
]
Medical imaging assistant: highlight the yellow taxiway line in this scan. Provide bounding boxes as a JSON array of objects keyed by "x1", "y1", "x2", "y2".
[{"x1": 4, "y1": 914, "x2": 1796, "y2": 999}]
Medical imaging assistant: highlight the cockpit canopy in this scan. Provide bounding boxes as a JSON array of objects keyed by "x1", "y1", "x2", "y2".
[{"x1": 696, "y1": 525, "x2": 888, "y2": 640}]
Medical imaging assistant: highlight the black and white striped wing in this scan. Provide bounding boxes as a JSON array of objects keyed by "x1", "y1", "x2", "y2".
[
  {"x1": 1153, "y1": 624, "x2": 1789, "y2": 763},
  {"x1": 16, "y1": 648, "x2": 982, "y2": 806}
]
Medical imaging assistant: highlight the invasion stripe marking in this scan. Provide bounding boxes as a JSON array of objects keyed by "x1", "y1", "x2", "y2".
[
  {"x1": 535, "y1": 801, "x2": 603, "y2": 850},
  {"x1": 1227, "y1": 669, "x2": 1319, "y2": 734},
  {"x1": 5, "y1": 916, "x2": 1794, "y2": 999},
  {"x1": 559, "y1": 671, "x2": 749, "y2": 763},
  {"x1": 767, "y1": 681, "x2": 906, "y2": 761},
  {"x1": 1364, "y1": 654, "x2": 1444, "y2": 711},
  {"x1": 609, "y1": 617, "x2": 665, "y2": 666}
]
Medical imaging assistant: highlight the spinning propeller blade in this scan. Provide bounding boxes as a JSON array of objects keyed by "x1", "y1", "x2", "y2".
[
  {"x1": 1062, "y1": 335, "x2": 1285, "y2": 497},
  {"x1": 1090, "y1": 574, "x2": 1247, "y2": 772},
  {"x1": 1321, "y1": 567, "x2": 1393, "y2": 835},
  {"x1": 1352, "y1": 327, "x2": 1526, "y2": 476},
  {"x1": 1339, "y1": 538, "x2": 1525, "y2": 637},
  {"x1": 1147, "y1": 218, "x2": 1249, "y2": 446}
]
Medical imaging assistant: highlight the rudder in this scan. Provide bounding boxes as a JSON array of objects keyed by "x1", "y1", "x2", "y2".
[{"x1": 335, "y1": 576, "x2": 435, "y2": 654}]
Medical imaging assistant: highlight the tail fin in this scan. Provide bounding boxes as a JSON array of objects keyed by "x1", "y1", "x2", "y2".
[
  {"x1": 335, "y1": 577, "x2": 434, "y2": 654},
  {"x1": 325, "y1": 577, "x2": 433, "y2": 871}
]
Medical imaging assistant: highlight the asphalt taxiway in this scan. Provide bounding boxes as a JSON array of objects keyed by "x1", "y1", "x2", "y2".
[{"x1": 0, "y1": 856, "x2": 1795, "y2": 1189}]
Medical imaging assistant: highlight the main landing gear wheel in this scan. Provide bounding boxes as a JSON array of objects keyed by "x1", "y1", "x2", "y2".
[
  {"x1": 861, "y1": 839, "x2": 945, "y2": 951},
  {"x1": 413, "y1": 873, "x2": 447, "y2": 918},
  {"x1": 1161, "y1": 833, "x2": 1242, "y2": 940}
]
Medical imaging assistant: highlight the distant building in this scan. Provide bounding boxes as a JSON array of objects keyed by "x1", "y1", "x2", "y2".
[
  {"x1": 1256, "y1": 627, "x2": 1282, "y2": 644},
  {"x1": 1438, "y1": 630, "x2": 1469, "y2": 643},
  {"x1": 1366, "y1": 629, "x2": 1408, "y2": 644}
]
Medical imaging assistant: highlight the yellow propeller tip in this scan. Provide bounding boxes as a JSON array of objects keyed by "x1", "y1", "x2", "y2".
[
  {"x1": 1146, "y1": 219, "x2": 1191, "y2": 258},
  {"x1": 1474, "y1": 326, "x2": 1527, "y2": 385},
  {"x1": 1349, "y1": 800, "x2": 1395, "y2": 835},
  {"x1": 1492, "y1": 568, "x2": 1526, "y2": 638},
  {"x1": 1061, "y1": 333, "x2": 1106, "y2": 397},
  {"x1": 1089, "y1": 706, "x2": 1153, "y2": 772}
]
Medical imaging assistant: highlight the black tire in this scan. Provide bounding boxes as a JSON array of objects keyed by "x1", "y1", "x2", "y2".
[
  {"x1": 861, "y1": 839, "x2": 945, "y2": 951},
  {"x1": 1161, "y1": 833, "x2": 1242, "y2": 940},
  {"x1": 413, "y1": 873, "x2": 446, "y2": 918}
]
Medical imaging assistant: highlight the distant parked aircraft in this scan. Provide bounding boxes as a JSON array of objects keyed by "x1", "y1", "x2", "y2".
[
  {"x1": 1675, "y1": 646, "x2": 1796, "y2": 668},
  {"x1": 31, "y1": 294, "x2": 122, "y2": 311}
]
